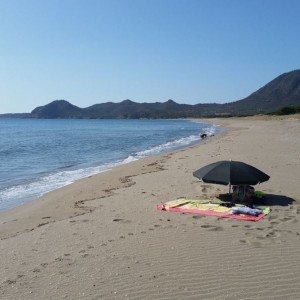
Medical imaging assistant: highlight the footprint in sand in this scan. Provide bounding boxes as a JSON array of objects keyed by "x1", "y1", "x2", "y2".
[
  {"x1": 265, "y1": 230, "x2": 280, "y2": 238},
  {"x1": 33, "y1": 268, "x2": 41, "y2": 273},
  {"x1": 270, "y1": 221, "x2": 279, "y2": 226},
  {"x1": 201, "y1": 224, "x2": 213, "y2": 228},
  {"x1": 112, "y1": 218, "x2": 131, "y2": 223},
  {"x1": 37, "y1": 222, "x2": 49, "y2": 228},
  {"x1": 40, "y1": 263, "x2": 48, "y2": 267},
  {"x1": 244, "y1": 224, "x2": 253, "y2": 229},
  {"x1": 280, "y1": 216, "x2": 296, "y2": 222},
  {"x1": 4, "y1": 279, "x2": 17, "y2": 285},
  {"x1": 192, "y1": 215, "x2": 204, "y2": 220},
  {"x1": 269, "y1": 215, "x2": 278, "y2": 221},
  {"x1": 209, "y1": 226, "x2": 224, "y2": 231},
  {"x1": 240, "y1": 237, "x2": 262, "y2": 247},
  {"x1": 55, "y1": 257, "x2": 64, "y2": 262},
  {"x1": 200, "y1": 224, "x2": 223, "y2": 231}
]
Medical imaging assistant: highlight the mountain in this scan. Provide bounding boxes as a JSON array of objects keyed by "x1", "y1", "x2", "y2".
[
  {"x1": 2, "y1": 69, "x2": 300, "y2": 119},
  {"x1": 30, "y1": 100, "x2": 85, "y2": 118},
  {"x1": 219, "y1": 69, "x2": 300, "y2": 115},
  {"x1": 83, "y1": 99, "x2": 195, "y2": 119}
]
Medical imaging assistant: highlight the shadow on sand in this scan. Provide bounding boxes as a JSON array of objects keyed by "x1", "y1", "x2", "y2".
[
  {"x1": 261, "y1": 194, "x2": 295, "y2": 206},
  {"x1": 218, "y1": 193, "x2": 295, "y2": 207}
]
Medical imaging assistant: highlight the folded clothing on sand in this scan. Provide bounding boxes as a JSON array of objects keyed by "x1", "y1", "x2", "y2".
[{"x1": 232, "y1": 206, "x2": 263, "y2": 216}]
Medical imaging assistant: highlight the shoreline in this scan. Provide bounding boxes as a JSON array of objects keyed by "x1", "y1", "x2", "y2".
[
  {"x1": 0, "y1": 122, "x2": 223, "y2": 240},
  {"x1": 0, "y1": 118, "x2": 217, "y2": 213},
  {"x1": 1, "y1": 116, "x2": 300, "y2": 299}
]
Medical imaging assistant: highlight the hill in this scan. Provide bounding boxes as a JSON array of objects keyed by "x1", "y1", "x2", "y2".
[
  {"x1": 2, "y1": 69, "x2": 300, "y2": 119},
  {"x1": 30, "y1": 100, "x2": 85, "y2": 118},
  {"x1": 220, "y1": 69, "x2": 300, "y2": 115}
]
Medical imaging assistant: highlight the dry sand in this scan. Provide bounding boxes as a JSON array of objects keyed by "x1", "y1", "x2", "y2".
[{"x1": 1, "y1": 117, "x2": 300, "y2": 300}]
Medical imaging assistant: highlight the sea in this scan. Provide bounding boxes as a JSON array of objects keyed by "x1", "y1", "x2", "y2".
[{"x1": 0, "y1": 119, "x2": 219, "y2": 212}]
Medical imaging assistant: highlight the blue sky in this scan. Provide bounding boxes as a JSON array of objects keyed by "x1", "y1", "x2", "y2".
[{"x1": 0, "y1": 0, "x2": 299, "y2": 113}]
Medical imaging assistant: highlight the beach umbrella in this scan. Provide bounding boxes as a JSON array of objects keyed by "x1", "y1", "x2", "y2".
[{"x1": 193, "y1": 160, "x2": 270, "y2": 192}]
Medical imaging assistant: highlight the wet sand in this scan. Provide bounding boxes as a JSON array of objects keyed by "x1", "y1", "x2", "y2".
[{"x1": 1, "y1": 116, "x2": 300, "y2": 299}]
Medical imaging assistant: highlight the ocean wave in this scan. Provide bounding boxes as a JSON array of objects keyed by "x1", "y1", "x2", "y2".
[
  {"x1": 120, "y1": 124, "x2": 219, "y2": 164},
  {"x1": 0, "y1": 122, "x2": 219, "y2": 211},
  {"x1": 134, "y1": 134, "x2": 200, "y2": 158},
  {"x1": 0, "y1": 164, "x2": 112, "y2": 211}
]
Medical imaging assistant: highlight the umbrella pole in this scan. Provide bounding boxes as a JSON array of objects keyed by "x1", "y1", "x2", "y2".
[{"x1": 229, "y1": 183, "x2": 231, "y2": 194}]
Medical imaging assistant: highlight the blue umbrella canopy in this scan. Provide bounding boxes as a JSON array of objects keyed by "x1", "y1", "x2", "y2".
[{"x1": 193, "y1": 160, "x2": 270, "y2": 186}]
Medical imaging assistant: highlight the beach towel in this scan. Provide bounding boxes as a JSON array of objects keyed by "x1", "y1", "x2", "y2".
[{"x1": 156, "y1": 198, "x2": 270, "y2": 221}]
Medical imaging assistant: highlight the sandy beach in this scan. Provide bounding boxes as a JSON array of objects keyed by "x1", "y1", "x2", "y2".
[{"x1": 1, "y1": 116, "x2": 300, "y2": 300}]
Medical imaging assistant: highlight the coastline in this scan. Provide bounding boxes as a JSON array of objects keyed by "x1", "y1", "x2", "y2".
[
  {"x1": 0, "y1": 118, "x2": 215, "y2": 212},
  {"x1": 1, "y1": 116, "x2": 300, "y2": 299}
]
